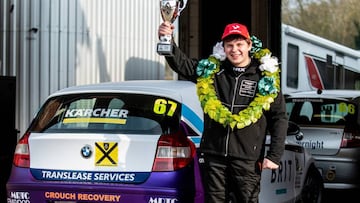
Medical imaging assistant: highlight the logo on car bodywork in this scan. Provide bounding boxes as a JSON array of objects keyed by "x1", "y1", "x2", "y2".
[
  {"x1": 148, "y1": 197, "x2": 178, "y2": 203},
  {"x1": 95, "y1": 142, "x2": 118, "y2": 166},
  {"x1": 81, "y1": 145, "x2": 92, "y2": 158}
]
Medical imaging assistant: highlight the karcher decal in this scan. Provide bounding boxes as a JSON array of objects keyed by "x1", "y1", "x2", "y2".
[
  {"x1": 63, "y1": 108, "x2": 128, "y2": 124},
  {"x1": 95, "y1": 142, "x2": 118, "y2": 166},
  {"x1": 65, "y1": 108, "x2": 128, "y2": 118}
]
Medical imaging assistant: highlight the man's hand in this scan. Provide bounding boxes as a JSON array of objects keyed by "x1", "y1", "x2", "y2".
[
  {"x1": 158, "y1": 21, "x2": 175, "y2": 40},
  {"x1": 262, "y1": 158, "x2": 279, "y2": 170}
]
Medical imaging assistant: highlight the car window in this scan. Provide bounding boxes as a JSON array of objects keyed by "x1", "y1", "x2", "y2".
[
  {"x1": 29, "y1": 93, "x2": 181, "y2": 134},
  {"x1": 286, "y1": 98, "x2": 357, "y2": 126}
]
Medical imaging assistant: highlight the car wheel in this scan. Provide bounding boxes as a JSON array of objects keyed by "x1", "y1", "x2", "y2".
[{"x1": 299, "y1": 165, "x2": 323, "y2": 203}]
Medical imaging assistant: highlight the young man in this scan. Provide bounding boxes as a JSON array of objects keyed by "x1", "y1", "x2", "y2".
[{"x1": 158, "y1": 22, "x2": 288, "y2": 203}]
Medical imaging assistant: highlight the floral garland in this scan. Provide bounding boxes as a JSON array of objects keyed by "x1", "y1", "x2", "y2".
[{"x1": 196, "y1": 36, "x2": 280, "y2": 130}]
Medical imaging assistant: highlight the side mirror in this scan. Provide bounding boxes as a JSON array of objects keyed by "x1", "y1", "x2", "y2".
[{"x1": 287, "y1": 121, "x2": 300, "y2": 135}]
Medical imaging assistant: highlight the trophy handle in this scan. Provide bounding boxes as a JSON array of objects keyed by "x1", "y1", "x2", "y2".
[{"x1": 178, "y1": 0, "x2": 188, "y2": 14}]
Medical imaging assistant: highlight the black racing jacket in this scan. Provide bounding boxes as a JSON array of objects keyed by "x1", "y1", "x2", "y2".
[{"x1": 166, "y1": 44, "x2": 288, "y2": 164}]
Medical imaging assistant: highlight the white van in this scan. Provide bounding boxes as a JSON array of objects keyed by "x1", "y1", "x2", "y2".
[{"x1": 281, "y1": 24, "x2": 360, "y2": 94}]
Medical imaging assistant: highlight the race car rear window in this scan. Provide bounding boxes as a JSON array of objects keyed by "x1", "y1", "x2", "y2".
[
  {"x1": 29, "y1": 93, "x2": 181, "y2": 134},
  {"x1": 286, "y1": 98, "x2": 357, "y2": 126}
]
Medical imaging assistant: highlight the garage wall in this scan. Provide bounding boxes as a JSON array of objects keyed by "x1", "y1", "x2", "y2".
[{"x1": 0, "y1": 0, "x2": 174, "y2": 135}]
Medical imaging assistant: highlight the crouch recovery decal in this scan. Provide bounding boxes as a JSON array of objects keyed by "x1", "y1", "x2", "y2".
[
  {"x1": 30, "y1": 168, "x2": 150, "y2": 183},
  {"x1": 44, "y1": 191, "x2": 121, "y2": 202},
  {"x1": 63, "y1": 108, "x2": 129, "y2": 124}
]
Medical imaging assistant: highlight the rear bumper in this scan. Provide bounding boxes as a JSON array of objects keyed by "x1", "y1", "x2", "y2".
[
  {"x1": 314, "y1": 150, "x2": 360, "y2": 189},
  {"x1": 7, "y1": 166, "x2": 204, "y2": 203}
]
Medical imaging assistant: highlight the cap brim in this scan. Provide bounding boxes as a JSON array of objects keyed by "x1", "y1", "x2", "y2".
[{"x1": 222, "y1": 33, "x2": 248, "y2": 40}]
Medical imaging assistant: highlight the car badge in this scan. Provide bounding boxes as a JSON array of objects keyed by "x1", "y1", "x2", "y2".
[
  {"x1": 81, "y1": 145, "x2": 92, "y2": 158},
  {"x1": 295, "y1": 132, "x2": 304, "y2": 141}
]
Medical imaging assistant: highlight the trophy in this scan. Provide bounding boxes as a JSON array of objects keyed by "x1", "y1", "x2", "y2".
[{"x1": 157, "y1": 0, "x2": 187, "y2": 56}]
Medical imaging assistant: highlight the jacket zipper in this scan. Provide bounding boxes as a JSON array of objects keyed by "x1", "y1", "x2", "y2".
[{"x1": 225, "y1": 74, "x2": 243, "y2": 156}]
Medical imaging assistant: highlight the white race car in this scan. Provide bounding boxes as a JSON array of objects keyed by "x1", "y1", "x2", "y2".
[{"x1": 7, "y1": 80, "x2": 323, "y2": 203}]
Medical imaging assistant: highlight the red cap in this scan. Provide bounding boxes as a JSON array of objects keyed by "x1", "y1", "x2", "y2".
[{"x1": 221, "y1": 23, "x2": 250, "y2": 40}]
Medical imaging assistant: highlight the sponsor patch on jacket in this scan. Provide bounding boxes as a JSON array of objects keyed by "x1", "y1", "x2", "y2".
[{"x1": 239, "y1": 80, "x2": 257, "y2": 97}]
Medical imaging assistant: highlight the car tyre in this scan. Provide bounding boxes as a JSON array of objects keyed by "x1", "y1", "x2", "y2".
[{"x1": 299, "y1": 165, "x2": 323, "y2": 203}]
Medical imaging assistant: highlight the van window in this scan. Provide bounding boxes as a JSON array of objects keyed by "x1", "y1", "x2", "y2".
[{"x1": 286, "y1": 43, "x2": 299, "y2": 89}]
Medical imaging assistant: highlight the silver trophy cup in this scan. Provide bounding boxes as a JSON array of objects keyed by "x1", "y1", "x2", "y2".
[{"x1": 157, "y1": 0, "x2": 185, "y2": 56}]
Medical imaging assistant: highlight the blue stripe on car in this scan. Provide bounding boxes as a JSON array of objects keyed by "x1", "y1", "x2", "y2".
[
  {"x1": 182, "y1": 104, "x2": 203, "y2": 134},
  {"x1": 189, "y1": 137, "x2": 201, "y2": 145}
]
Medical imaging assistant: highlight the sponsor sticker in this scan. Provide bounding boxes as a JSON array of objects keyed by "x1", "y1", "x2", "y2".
[
  {"x1": 239, "y1": 80, "x2": 257, "y2": 97},
  {"x1": 30, "y1": 169, "x2": 149, "y2": 183},
  {"x1": 148, "y1": 197, "x2": 178, "y2": 203},
  {"x1": 63, "y1": 108, "x2": 128, "y2": 124},
  {"x1": 44, "y1": 191, "x2": 121, "y2": 202},
  {"x1": 7, "y1": 191, "x2": 30, "y2": 203},
  {"x1": 95, "y1": 142, "x2": 118, "y2": 166}
]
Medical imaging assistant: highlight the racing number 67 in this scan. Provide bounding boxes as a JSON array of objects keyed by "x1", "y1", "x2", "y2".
[{"x1": 153, "y1": 99, "x2": 178, "y2": 116}]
